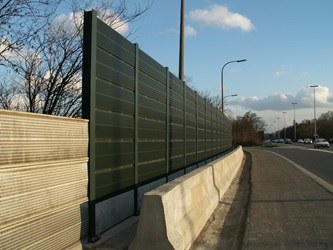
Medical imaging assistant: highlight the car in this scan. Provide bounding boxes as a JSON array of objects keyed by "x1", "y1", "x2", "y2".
[
  {"x1": 303, "y1": 138, "x2": 313, "y2": 144},
  {"x1": 330, "y1": 138, "x2": 333, "y2": 144},
  {"x1": 285, "y1": 139, "x2": 292, "y2": 144},
  {"x1": 263, "y1": 139, "x2": 273, "y2": 146},
  {"x1": 297, "y1": 139, "x2": 304, "y2": 143},
  {"x1": 314, "y1": 138, "x2": 330, "y2": 148}
]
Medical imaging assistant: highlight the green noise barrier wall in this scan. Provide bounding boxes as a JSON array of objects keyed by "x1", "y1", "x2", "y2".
[{"x1": 82, "y1": 10, "x2": 232, "y2": 239}]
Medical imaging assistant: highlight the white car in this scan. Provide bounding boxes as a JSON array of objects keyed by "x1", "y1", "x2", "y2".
[
  {"x1": 303, "y1": 138, "x2": 313, "y2": 144},
  {"x1": 314, "y1": 138, "x2": 330, "y2": 148}
]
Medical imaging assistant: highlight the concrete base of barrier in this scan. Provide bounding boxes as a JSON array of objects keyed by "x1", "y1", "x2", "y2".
[{"x1": 129, "y1": 146, "x2": 244, "y2": 250}]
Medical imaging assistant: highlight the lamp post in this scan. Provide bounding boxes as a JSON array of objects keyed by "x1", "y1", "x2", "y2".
[
  {"x1": 178, "y1": 0, "x2": 185, "y2": 81},
  {"x1": 310, "y1": 85, "x2": 318, "y2": 138},
  {"x1": 221, "y1": 59, "x2": 246, "y2": 112},
  {"x1": 222, "y1": 94, "x2": 237, "y2": 112},
  {"x1": 282, "y1": 111, "x2": 287, "y2": 140},
  {"x1": 292, "y1": 102, "x2": 297, "y2": 141},
  {"x1": 277, "y1": 117, "x2": 280, "y2": 140},
  {"x1": 224, "y1": 94, "x2": 238, "y2": 99}
]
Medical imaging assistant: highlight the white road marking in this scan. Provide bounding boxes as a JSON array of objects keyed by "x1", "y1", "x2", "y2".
[{"x1": 263, "y1": 150, "x2": 333, "y2": 194}]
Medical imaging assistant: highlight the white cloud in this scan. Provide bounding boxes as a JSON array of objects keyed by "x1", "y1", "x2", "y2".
[
  {"x1": 51, "y1": 10, "x2": 129, "y2": 36},
  {"x1": 231, "y1": 85, "x2": 333, "y2": 111},
  {"x1": 109, "y1": 16, "x2": 129, "y2": 35},
  {"x1": 229, "y1": 86, "x2": 333, "y2": 129},
  {"x1": 233, "y1": 93, "x2": 294, "y2": 111},
  {"x1": 188, "y1": 5, "x2": 254, "y2": 32},
  {"x1": 185, "y1": 25, "x2": 197, "y2": 37},
  {"x1": 162, "y1": 25, "x2": 196, "y2": 38},
  {"x1": 274, "y1": 70, "x2": 289, "y2": 77},
  {"x1": 50, "y1": 13, "x2": 83, "y2": 36}
]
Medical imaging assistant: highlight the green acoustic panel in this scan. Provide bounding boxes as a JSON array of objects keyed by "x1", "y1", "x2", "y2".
[
  {"x1": 96, "y1": 79, "x2": 134, "y2": 103},
  {"x1": 139, "y1": 117, "x2": 166, "y2": 131},
  {"x1": 96, "y1": 61, "x2": 134, "y2": 91},
  {"x1": 95, "y1": 153, "x2": 134, "y2": 171},
  {"x1": 138, "y1": 149, "x2": 166, "y2": 163},
  {"x1": 138, "y1": 106, "x2": 166, "y2": 122},
  {"x1": 170, "y1": 107, "x2": 184, "y2": 123},
  {"x1": 139, "y1": 50, "x2": 166, "y2": 83},
  {"x1": 186, "y1": 154, "x2": 197, "y2": 165},
  {"x1": 95, "y1": 166, "x2": 134, "y2": 197},
  {"x1": 95, "y1": 110, "x2": 134, "y2": 128},
  {"x1": 83, "y1": 10, "x2": 232, "y2": 203},
  {"x1": 139, "y1": 141, "x2": 165, "y2": 152},
  {"x1": 97, "y1": 20, "x2": 135, "y2": 66},
  {"x1": 170, "y1": 124, "x2": 184, "y2": 141},
  {"x1": 96, "y1": 93, "x2": 134, "y2": 115},
  {"x1": 138, "y1": 94, "x2": 166, "y2": 113},
  {"x1": 169, "y1": 74, "x2": 183, "y2": 95},
  {"x1": 96, "y1": 47, "x2": 134, "y2": 82},
  {"x1": 186, "y1": 103, "x2": 196, "y2": 116},
  {"x1": 139, "y1": 73, "x2": 166, "y2": 103},
  {"x1": 170, "y1": 141, "x2": 184, "y2": 157},
  {"x1": 139, "y1": 129, "x2": 166, "y2": 140},
  {"x1": 185, "y1": 85, "x2": 196, "y2": 103},
  {"x1": 138, "y1": 160, "x2": 166, "y2": 183},
  {"x1": 95, "y1": 124, "x2": 134, "y2": 140},
  {"x1": 170, "y1": 155, "x2": 185, "y2": 170},
  {"x1": 95, "y1": 141, "x2": 134, "y2": 156},
  {"x1": 169, "y1": 91, "x2": 184, "y2": 110}
]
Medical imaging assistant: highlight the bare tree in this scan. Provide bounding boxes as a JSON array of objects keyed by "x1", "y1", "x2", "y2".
[
  {"x1": 0, "y1": 0, "x2": 60, "y2": 64},
  {"x1": 232, "y1": 111, "x2": 266, "y2": 146},
  {"x1": 1, "y1": 0, "x2": 153, "y2": 117},
  {"x1": 0, "y1": 78, "x2": 18, "y2": 109}
]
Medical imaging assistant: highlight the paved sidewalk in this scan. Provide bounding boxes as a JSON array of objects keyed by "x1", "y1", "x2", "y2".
[{"x1": 243, "y1": 149, "x2": 333, "y2": 249}]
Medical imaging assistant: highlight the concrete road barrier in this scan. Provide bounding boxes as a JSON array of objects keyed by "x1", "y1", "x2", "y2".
[{"x1": 129, "y1": 146, "x2": 244, "y2": 250}]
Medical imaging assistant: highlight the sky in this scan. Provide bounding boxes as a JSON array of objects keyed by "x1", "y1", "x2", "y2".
[{"x1": 121, "y1": 0, "x2": 333, "y2": 132}]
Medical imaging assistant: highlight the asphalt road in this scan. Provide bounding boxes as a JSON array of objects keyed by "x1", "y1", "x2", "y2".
[
  {"x1": 243, "y1": 149, "x2": 333, "y2": 249},
  {"x1": 263, "y1": 143, "x2": 333, "y2": 185}
]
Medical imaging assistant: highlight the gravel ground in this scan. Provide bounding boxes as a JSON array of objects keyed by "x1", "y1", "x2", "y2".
[{"x1": 190, "y1": 152, "x2": 251, "y2": 250}]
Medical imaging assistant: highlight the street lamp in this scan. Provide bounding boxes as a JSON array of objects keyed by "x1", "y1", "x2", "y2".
[
  {"x1": 222, "y1": 94, "x2": 237, "y2": 112},
  {"x1": 221, "y1": 59, "x2": 246, "y2": 112},
  {"x1": 282, "y1": 111, "x2": 287, "y2": 140},
  {"x1": 223, "y1": 94, "x2": 238, "y2": 100},
  {"x1": 310, "y1": 85, "x2": 318, "y2": 138},
  {"x1": 291, "y1": 102, "x2": 297, "y2": 141},
  {"x1": 178, "y1": 0, "x2": 185, "y2": 81},
  {"x1": 277, "y1": 117, "x2": 280, "y2": 139}
]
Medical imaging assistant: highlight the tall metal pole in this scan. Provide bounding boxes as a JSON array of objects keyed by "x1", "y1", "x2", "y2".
[
  {"x1": 310, "y1": 85, "x2": 318, "y2": 138},
  {"x1": 282, "y1": 111, "x2": 287, "y2": 140},
  {"x1": 277, "y1": 117, "x2": 280, "y2": 140},
  {"x1": 178, "y1": 0, "x2": 185, "y2": 81},
  {"x1": 292, "y1": 102, "x2": 297, "y2": 141},
  {"x1": 221, "y1": 59, "x2": 246, "y2": 112}
]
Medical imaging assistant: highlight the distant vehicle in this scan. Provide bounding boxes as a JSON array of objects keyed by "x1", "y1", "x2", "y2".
[
  {"x1": 285, "y1": 139, "x2": 292, "y2": 144},
  {"x1": 278, "y1": 139, "x2": 284, "y2": 143},
  {"x1": 314, "y1": 138, "x2": 330, "y2": 148},
  {"x1": 297, "y1": 139, "x2": 304, "y2": 143},
  {"x1": 330, "y1": 138, "x2": 333, "y2": 144},
  {"x1": 303, "y1": 138, "x2": 313, "y2": 144},
  {"x1": 263, "y1": 139, "x2": 273, "y2": 146}
]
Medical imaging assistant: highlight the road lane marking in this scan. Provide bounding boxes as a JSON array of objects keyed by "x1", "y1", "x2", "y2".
[
  {"x1": 269, "y1": 145, "x2": 333, "y2": 154},
  {"x1": 263, "y1": 150, "x2": 333, "y2": 194}
]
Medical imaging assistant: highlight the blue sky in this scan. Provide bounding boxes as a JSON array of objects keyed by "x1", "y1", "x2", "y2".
[{"x1": 124, "y1": 0, "x2": 333, "y2": 131}]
